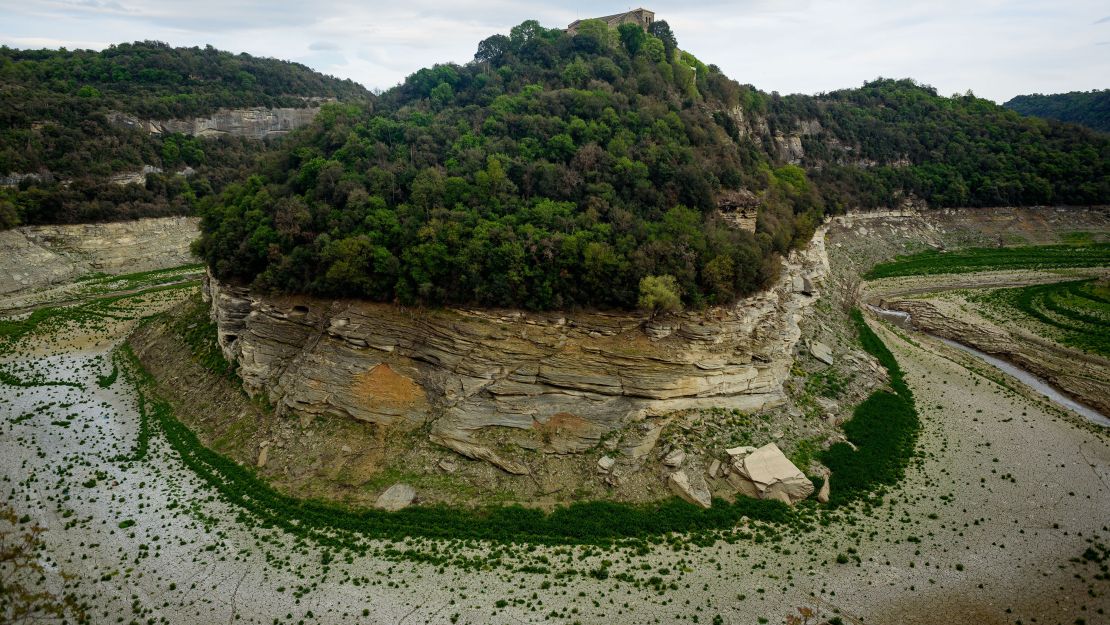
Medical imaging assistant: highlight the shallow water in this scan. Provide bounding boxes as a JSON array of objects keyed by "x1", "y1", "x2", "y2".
[{"x1": 866, "y1": 305, "x2": 1110, "y2": 427}]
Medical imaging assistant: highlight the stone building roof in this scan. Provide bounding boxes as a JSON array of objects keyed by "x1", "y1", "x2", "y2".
[{"x1": 567, "y1": 8, "x2": 655, "y2": 34}]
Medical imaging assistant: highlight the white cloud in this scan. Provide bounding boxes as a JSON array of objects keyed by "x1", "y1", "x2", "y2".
[{"x1": 0, "y1": 0, "x2": 1106, "y2": 101}]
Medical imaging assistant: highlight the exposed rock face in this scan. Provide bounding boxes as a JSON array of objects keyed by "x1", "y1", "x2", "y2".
[
  {"x1": 374, "y1": 483, "x2": 416, "y2": 511},
  {"x1": 726, "y1": 443, "x2": 814, "y2": 504},
  {"x1": 108, "y1": 106, "x2": 326, "y2": 140},
  {"x1": 668, "y1": 470, "x2": 712, "y2": 509},
  {"x1": 773, "y1": 132, "x2": 806, "y2": 164},
  {"x1": 206, "y1": 225, "x2": 830, "y2": 468},
  {"x1": 0, "y1": 216, "x2": 199, "y2": 296},
  {"x1": 880, "y1": 296, "x2": 1110, "y2": 417}
]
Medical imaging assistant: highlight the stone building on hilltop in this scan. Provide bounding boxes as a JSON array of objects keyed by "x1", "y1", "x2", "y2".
[{"x1": 567, "y1": 8, "x2": 655, "y2": 34}]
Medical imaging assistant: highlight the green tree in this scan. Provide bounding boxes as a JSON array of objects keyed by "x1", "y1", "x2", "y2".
[
  {"x1": 638, "y1": 274, "x2": 683, "y2": 317},
  {"x1": 648, "y1": 20, "x2": 678, "y2": 59},
  {"x1": 617, "y1": 23, "x2": 647, "y2": 56},
  {"x1": 475, "y1": 34, "x2": 510, "y2": 64}
]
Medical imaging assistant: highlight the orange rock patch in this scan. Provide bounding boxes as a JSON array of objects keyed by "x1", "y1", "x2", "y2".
[
  {"x1": 533, "y1": 412, "x2": 602, "y2": 453},
  {"x1": 351, "y1": 363, "x2": 427, "y2": 407}
]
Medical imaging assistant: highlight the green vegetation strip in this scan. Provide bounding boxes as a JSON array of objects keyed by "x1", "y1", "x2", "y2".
[
  {"x1": 0, "y1": 280, "x2": 198, "y2": 346},
  {"x1": 115, "y1": 305, "x2": 919, "y2": 544},
  {"x1": 0, "y1": 367, "x2": 84, "y2": 389},
  {"x1": 970, "y1": 278, "x2": 1110, "y2": 358},
  {"x1": 820, "y1": 310, "x2": 920, "y2": 507},
  {"x1": 865, "y1": 243, "x2": 1110, "y2": 279}
]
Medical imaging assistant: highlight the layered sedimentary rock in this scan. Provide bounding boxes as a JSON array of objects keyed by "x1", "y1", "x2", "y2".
[
  {"x1": 880, "y1": 296, "x2": 1110, "y2": 417},
  {"x1": 0, "y1": 216, "x2": 199, "y2": 295},
  {"x1": 206, "y1": 227, "x2": 831, "y2": 468},
  {"x1": 108, "y1": 105, "x2": 325, "y2": 140}
]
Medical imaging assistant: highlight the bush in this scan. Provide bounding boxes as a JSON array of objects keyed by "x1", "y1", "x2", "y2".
[{"x1": 638, "y1": 275, "x2": 683, "y2": 316}]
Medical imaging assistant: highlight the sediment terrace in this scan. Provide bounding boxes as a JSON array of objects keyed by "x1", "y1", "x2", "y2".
[{"x1": 0, "y1": 216, "x2": 199, "y2": 296}]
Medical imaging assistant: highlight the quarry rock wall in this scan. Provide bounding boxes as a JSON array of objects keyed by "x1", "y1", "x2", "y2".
[{"x1": 108, "y1": 106, "x2": 324, "y2": 139}]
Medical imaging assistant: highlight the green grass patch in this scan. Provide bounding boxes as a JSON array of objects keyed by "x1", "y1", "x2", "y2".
[
  {"x1": 865, "y1": 243, "x2": 1110, "y2": 279},
  {"x1": 820, "y1": 310, "x2": 920, "y2": 507},
  {"x1": 170, "y1": 296, "x2": 237, "y2": 379},
  {"x1": 970, "y1": 279, "x2": 1110, "y2": 357}
]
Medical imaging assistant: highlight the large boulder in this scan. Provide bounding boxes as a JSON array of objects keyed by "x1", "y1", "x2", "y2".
[
  {"x1": 726, "y1": 443, "x2": 814, "y2": 505},
  {"x1": 668, "y1": 470, "x2": 712, "y2": 509},
  {"x1": 374, "y1": 483, "x2": 416, "y2": 511}
]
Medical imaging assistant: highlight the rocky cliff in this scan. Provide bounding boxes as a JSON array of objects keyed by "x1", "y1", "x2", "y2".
[
  {"x1": 108, "y1": 105, "x2": 326, "y2": 139},
  {"x1": 206, "y1": 226, "x2": 830, "y2": 471},
  {"x1": 0, "y1": 216, "x2": 199, "y2": 296}
]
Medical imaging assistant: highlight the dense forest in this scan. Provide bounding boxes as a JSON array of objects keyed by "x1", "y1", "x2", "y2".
[
  {"x1": 0, "y1": 41, "x2": 369, "y2": 228},
  {"x1": 194, "y1": 19, "x2": 1110, "y2": 312},
  {"x1": 196, "y1": 20, "x2": 817, "y2": 311},
  {"x1": 1004, "y1": 89, "x2": 1110, "y2": 134},
  {"x1": 774, "y1": 81, "x2": 1110, "y2": 210}
]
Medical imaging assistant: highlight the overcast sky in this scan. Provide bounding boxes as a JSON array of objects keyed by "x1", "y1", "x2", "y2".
[{"x1": 2, "y1": 0, "x2": 1107, "y2": 103}]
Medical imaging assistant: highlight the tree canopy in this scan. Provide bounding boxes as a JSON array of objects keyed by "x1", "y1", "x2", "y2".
[
  {"x1": 1004, "y1": 89, "x2": 1110, "y2": 134},
  {"x1": 194, "y1": 22, "x2": 1109, "y2": 312},
  {"x1": 195, "y1": 20, "x2": 804, "y2": 311},
  {"x1": 0, "y1": 41, "x2": 370, "y2": 228}
]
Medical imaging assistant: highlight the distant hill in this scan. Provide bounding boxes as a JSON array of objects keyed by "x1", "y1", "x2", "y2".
[
  {"x1": 1003, "y1": 90, "x2": 1110, "y2": 133},
  {"x1": 193, "y1": 19, "x2": 1110, "y2": 312},
  {"x1": 0, "y1": 41, "x2": 371, "y2": 228}
]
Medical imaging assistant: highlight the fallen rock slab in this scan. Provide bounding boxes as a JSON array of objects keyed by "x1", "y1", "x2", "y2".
[
  {"x1": 708, "y1": 458, "x2": 721, "y2": 478},
  {"x1": 668, "y1": 470, "x2": 712, "y2": 509},
  {"x1": 729, "y1": 443, "x2": 814, "y2": 504},
  {"x1": 725, "y1": 445, "x2": 757, "y2": 459},
  {"x1": 375, "y1": 483, "x2": 416, "y2": 511},
  {"x1": 663, "y1": 449, "x2": 686, "y2": 467},
  {"x1": 597, "y1": 455, "x2": 616, "y2": 473},
  {"x1": 809, "y1": 341, "x2": 834, "y2": 365},
  {"x1": 429, "y1": 433, "x2": 530, "y2": 475}
]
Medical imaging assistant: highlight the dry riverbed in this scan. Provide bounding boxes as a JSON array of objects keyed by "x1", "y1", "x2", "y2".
[{"x1": 3, "y1": 214, "x2": 1109, "y2": 624}]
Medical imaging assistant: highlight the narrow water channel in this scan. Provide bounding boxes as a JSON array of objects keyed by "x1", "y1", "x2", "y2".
[{"x1": 866, "y1": 305, "x2": 1110, "y2": 427}]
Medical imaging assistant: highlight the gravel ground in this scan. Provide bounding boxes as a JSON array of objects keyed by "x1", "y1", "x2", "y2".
[{"x1": 3, "y1": 220, "x2": 1108, "y2": 624}]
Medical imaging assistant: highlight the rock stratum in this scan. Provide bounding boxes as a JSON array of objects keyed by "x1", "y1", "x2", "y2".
[
  {"x1": 0, "y1": 216, "x2": 199, "y2": 296},
  {"x1": 108, "y1": 105, "x2": 327, "y2": 140},
  {"x1": 205, "y1": 226, "x2": 830, "y2": 471},
  {"x1": 874, "y1": 291, "x2": 1110, "y2": 418}
]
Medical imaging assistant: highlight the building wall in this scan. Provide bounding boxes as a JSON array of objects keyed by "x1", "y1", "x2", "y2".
[{"x1": 568, "y1": 8, "x2": 655, "y2": 34}]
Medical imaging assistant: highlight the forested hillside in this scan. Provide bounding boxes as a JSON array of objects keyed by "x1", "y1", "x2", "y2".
[
  {"x1": 776, "y1": 81, "x2": 1110, "y2": 210},
  {"x1": 1004, "y1": 90, "x2": 1110, "y2": 134},
  {"x1": 194, "y1": 19, "x2": 1110, "y2": 312},
  {"x1": 0, "y1": 41, "x2": 370, "y2": 228},
  {"x1": 196, "y1": 20, "x2": 814, "y2": 311}
]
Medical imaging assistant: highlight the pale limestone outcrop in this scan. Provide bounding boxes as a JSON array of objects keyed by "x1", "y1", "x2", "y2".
[
  {"x1": 773, "y1": 132, "x2": 805, "y2": 164},
  {"x1": 0, "y1": 216, "x2": 199, "y2": 296},
  {"x1": 205, "y1": 225, "x2": 831, "y2": 469},
  {"x1": 725, "y1": 443, "x2": 814, "y2": 504},
  {"x1": 108, "y1": 105, "x2": 326, "y2": 140}
]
